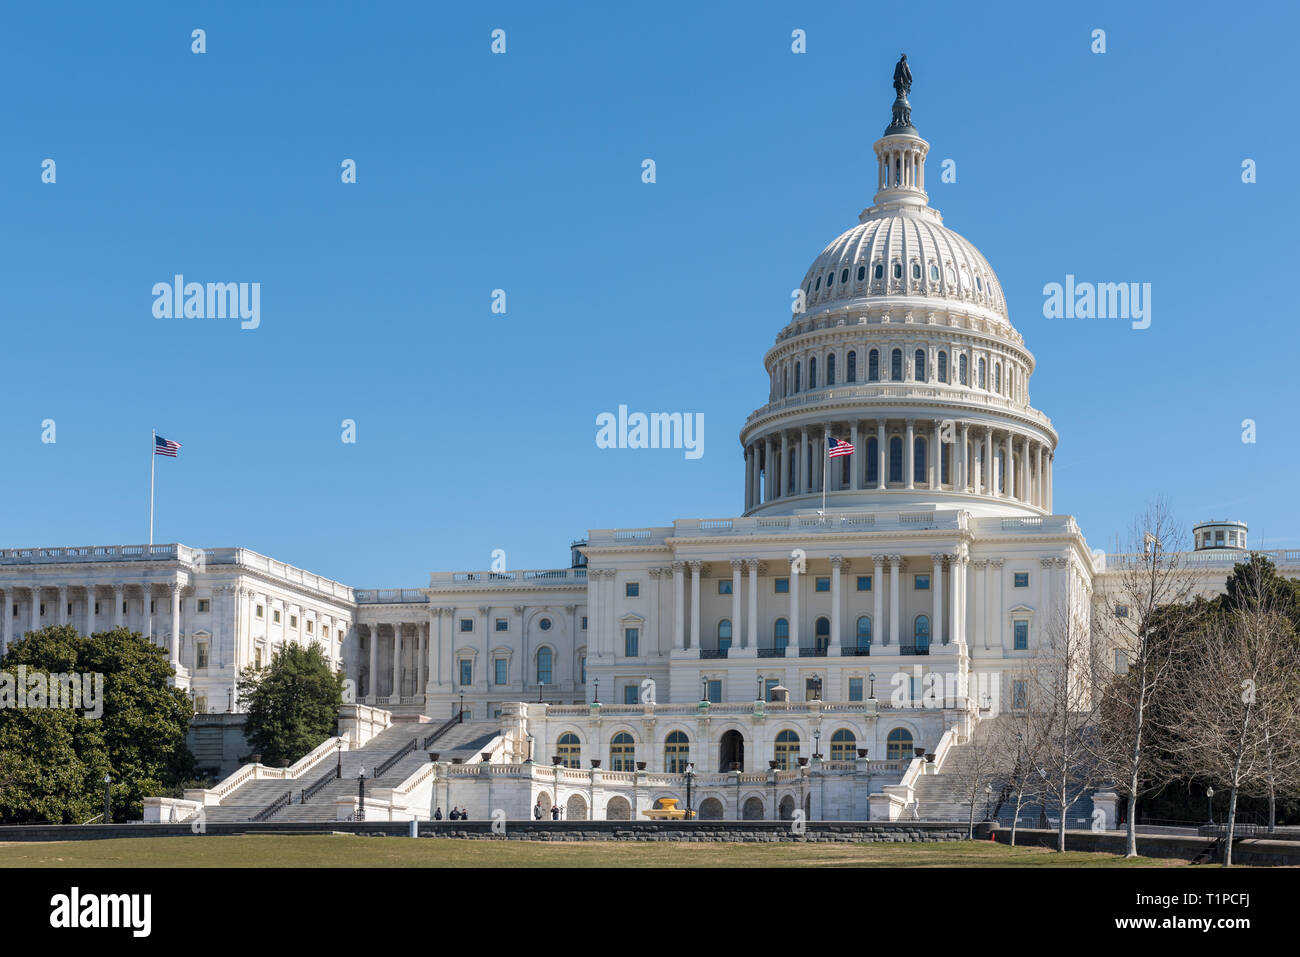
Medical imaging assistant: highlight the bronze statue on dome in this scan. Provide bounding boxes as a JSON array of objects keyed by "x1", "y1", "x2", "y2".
[
  {"x1": 893, "y1": 54, "x2": 912, "y2": 97},
  {"x1": 887, "y1": 54, "x2": 915, "y2": 134}
]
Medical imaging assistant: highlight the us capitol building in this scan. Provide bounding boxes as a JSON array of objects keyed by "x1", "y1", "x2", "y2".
[{"x1": 4, "y1": 67, "x2": 1296, "y2": 824}]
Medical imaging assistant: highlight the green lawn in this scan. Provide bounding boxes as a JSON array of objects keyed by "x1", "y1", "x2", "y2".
[{"x1": 0, "y1": 836, "x2": 1184, "y2": 868}]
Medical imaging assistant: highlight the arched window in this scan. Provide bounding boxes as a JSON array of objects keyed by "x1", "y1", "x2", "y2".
[
  {"x1": 826, "y1": 352, "x2": 836, "y2": 386},
  {"x1": 937, "y1": 351, "x2": 948, "y2": 383},
  {"x1": 930, "y1": 263, "x2": 940, "y2": 281},
  {"x1": 537, "y1": 647, "x2": 553, "y2": 685},
  {"x1": 886, "y1": 728, "x2": 914, "y2": 761},
  {"x1": 874, "y1": 263, "x2": 884, "y2": 280},
  {"x1": 840, "y1": 454, "x2": 851, "y2": 486},
  {"x1": 997, "y1": 449, "x2": 1006, "y2": 493},
  {"x1": 994, "y1": 362, "x2": 1002, "y2": 393},
  {"x1": 959, "y1": 354, "x2": 968, "y2": 385},
  {"x1": 718, "y1": 618, "x2": 732, "y2": 652},
  {"x1": 914, "y1": 349, "x2": 926, "y2": 381},
  {"x1": 814, "y1": 275, "x2": 821, "y2": 291},
  {"x1": 840, "y1": 268, "x2": 849, "y2": 285},
  {"x1": 891, "y1": 349, "x2": 903, "y2": 381},
  {"x1": 610, "y1": 732, "x2": 636, "y2": 772},
  {"x1": 557, "y1": 732, "x2": 581, "y2": 768},
  {"x1": 774, "y1": 730, "x2": 801, "y2": 770},
  {"x1": 794, "y1": 362, "x2": 801, "y2": 392},
  {"x1": 866, "y1": 436, "x2": 879, "y2": 485},
  {"x1": 892, "y1": 262, "x2": 902, "y2": 280},
  {"x1": 914, "y1": 437, "x2": 927, "y2": 482},
  {"x1": 868, "y1": 349, "x2": 879, "y2": 381},
  {"x1": 826, "y1": 270, "x2": 834, "y2": 287},
  {"x1": 846, "y1": 350, "x2": 857, "y2": 383},
  {"x1": 814, "y1": 616, "x2": 830, "y2": 653},
  {"x1": 911, "y1": 262, "x2": 921, "y2": 280},
  {"x1": 857, "y1": 265, "x2": 866, "y2": 282},
  {"x1": 774, "y1": 617, "x2": 789, "y2": 652},
  {"x1": 665, "y1": 731, "x2": 690, "y2": 773},
  {"x1": 889, "y1": 436, "x2": 903, "y2": 483},
  {"x1": 914, "y1": 614, "x2": 930, "y2": 651},
  {"x1": 977, "y1": 357, "x2": 986, "y2": 389},
  {"x1": 830, "y1": 729, "x2": 857, "y2": 761},
  {"x1": 856, "y1": 616, "x2": 872, "y2": 651},
  {"x1": 808, "y1": 357, "x2": 817, "y2": 389}
]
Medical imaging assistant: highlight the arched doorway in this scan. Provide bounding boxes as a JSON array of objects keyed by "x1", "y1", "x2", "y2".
[
  {"x1": 742, "y1": 796, "x2": 765, "y2": 820},
  {"x1": 779, "y1": 795, "x2": 796, "y2": 820},
  {"x1": 566, "y1": 793, "x2": 588, "y2": 821},
  {"x1": 536, "y1": 792, "x2": 553, "y2": 815},
  {"x1": 719, "y1": 729, "x2": 745, "y2": 772},
  {"x1": 605, "y1": 796, "x2": 632, "y2": 821},
  {"x1": 698, "y1": 797, "x2": 724, "y2": 820}
]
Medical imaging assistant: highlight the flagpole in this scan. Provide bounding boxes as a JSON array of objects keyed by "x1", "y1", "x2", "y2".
[
  {"x1": 149, "y1": 429, "x2": 156, "y2": 546},
  {"x1": 821, "y1": 442, "x2": 828, "y2": 514}
]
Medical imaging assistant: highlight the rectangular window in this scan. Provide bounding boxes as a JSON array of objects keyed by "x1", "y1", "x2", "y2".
[
  {"x1": 764, "y1": 678, "x2": 779, "y2": 702},
  {"x1": 914, "y1": 574, "x2": 930, "y2": 591},
  {"x1": 718, "y1": 580, "x2": 732, "y2": 595},
  {"x1": 1013, "y1": 572, "x2": 1029, "y2": 588},
  {"x1": 815, "y1": 577, "x2": 830, "y2": 593},
  {"x1": 624, "y1": 686, "x2": 639, "y2": 705},
  {"x1": 581, "y1": 616, "x2": 588, "y2": 630},
  {"x1": 93, "y1": 601, "x2": 101, "y2": 615},
  {"x1": 848, "y1": 677, "x2": 864, "y2": 701},
  {"x1": 197, "y1": 599, "x2": 210, "y2": 613},
  {"x1": 624, "y1": 628, "x2": 639, "y2": 657},
  {"x1": 460, "y1": 618, "x2": 473, "y2": 632},
  {"x1": 856, "y1": 575, "x2": 872, "y2": 591},
  {"x1": 1115, "y1": 650, "x2": 1130, "y2": 675},
  {"x1": 774, "y1": 578, "x2": 789, "y2": 594},
  {"x1": 256, "y1": 604, "x2": 264, "y2": 619},
  {"x1": 494, "y1": 658, "x2": 508, "y2": 685},
  {"x1": 67, "y1": 602, "x2": 73, "y2": 615},
  {"x1": 706, "y1": 679, "x2": 722, "y2": 703},
  {"x1": 289, "y1": 614, "x2": 298, "y2": 629},
  {"x1": 579, "y1": 656, "x2": 586, "y2": 683},
  {"x1": 255, "y1": 647, "x2": 263, "y2": 669},
  {"x1": 495, "y1": 618, "x2": 508, "y2": 632},
  {"x1": 195, "y1": 696, "x2": 208, "y2": 714},
  {"x1": 150, "y1": 600, "x2": 156, "y2": 614},
  {"x1": 306, "y1": 619, "x2": 314, "y2": 633},
  {"x1": 273, "y1": 609, "x2": 281, "y2": 624},
  {"x1": 1013, "y1": 620, "x2": 1029, "y2": 650},
  {"x1": 459, "y1": 660, "x2": 473, "y2": 686},
  {"x1": 625, "y1": 582, "x2": 639, "y2": 597},
  {"x1": 196, "y1": 642, "x2": 209, "y2": 670},
  {"x1": 805, "y1": 678, "x2": 821, "y2": 701},
  {"x1": 1114, "y1": 605, "x2": 1129, "y2": 618},
  {"x1": 1012, "y1": 680, "x2": 1028, "y2": 710}
]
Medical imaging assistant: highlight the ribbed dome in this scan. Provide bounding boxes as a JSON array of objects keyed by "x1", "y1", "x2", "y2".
[{"x1": 797, "y1": 209, "x2": 1008, "y2": 320}]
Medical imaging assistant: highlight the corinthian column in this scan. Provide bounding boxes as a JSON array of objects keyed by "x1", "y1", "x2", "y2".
[
  {"x1": 888, "y1": 555, "x2": 901, "y2": 647},
  {"x1": 872, "y1": 556, "x2": 885, "y2": 647},
  {"x1": 746, "y1": 559, "x2": 759, "y2": 650},
  {"x1": 730, "y1": 559, "x2": 743, "y2": 650},
  {"x1": 829, "y1": 556, "x2": 843, "y2": 654},
  {"x1": 672, "y1": 561, "x2": 685, "y2": 650},
  {"x1": 688, "y1": 561, "x2": 701, "y2": 651}
]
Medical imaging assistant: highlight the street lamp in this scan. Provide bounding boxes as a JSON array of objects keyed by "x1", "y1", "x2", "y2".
[
  {"x1": 593, "y1": 677, "x2": 600, "y2": 704},
  {"x1": 1206, "y1": 786, "x2": 1215, "y2": 825},
  {"x1": 757, "y1": 674, "x2": 764, "y2": 702},
  {"x1": 458, "y1": 691, "x2": 464, "y2": 723},
  {"x1": 813, "y1": 728, "x2": 822, "y2": 760},
  {"x1": 336, "y1": 738, "x2": 343, "y2": 779},
  {"x1": 868, "y1": 672, "x2": 876, "y2": 700},
  {"x1": 102, "y1": 773, "x2": 112, "y2": 824},
  {"x1": 984, "y1": 783, "x2": 994, "y2": 821},
  {"x1": 1037, "y1": 768, "x2": 1048, "y2": 829},
  {"x1": 701, "y1": 676, "x2": 709, "y2": 703},
  {"x1": 684, "y1": 763, "x2": 696, "y2": 820},
  {"x1": 526, "y1": 733, "x2": 535, "y2": 764},
  {"x1": 357, "y1": 766, "x2": 367, "y2": 822}
]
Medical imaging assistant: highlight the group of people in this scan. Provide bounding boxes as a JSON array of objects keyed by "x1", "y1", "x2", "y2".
[
  {"x1": 533, "y1": 801, "x2": 563, "y2": 820},
  {"x1": 432, "y1": 806, "x2": 470, "y2": 820}
]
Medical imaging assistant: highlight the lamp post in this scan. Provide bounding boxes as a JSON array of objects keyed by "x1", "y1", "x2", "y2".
[
  {"x1": 1206, "y1": 786, "x2": 1215, "y2": 825},
  {"x1": 593, "y1": 677, "x2": 600, "y2": 704},
  {"x1": 701, "y1": 676, "x2": 708, "y2": 703},
  {"x1": 458, "y1": 691, "x2": 464, "y2": 723},
  {"x1": 1038, "y1": 767, "x2": 1048, "y2": 829},
  {"x1": 684, "y1": 762, "x2": 696, "y2": 820},
  {"x1": 813, "y1": 728, "x2": 822, "y2": 761},
  {"x1": 984, "y1": 783, "x2": 993, "y2": 821},
  {"x1": 227, "y1": 688, "x2": 233, "y2": 712},
  {"x1": 357, "y1": 766, "x2": 367, "y2": 822},
  {"x1": 102, "y1": 773, "x2": 112, "y2": 824},
  {"x1": 526, "y1": 733, "x2": 535, "y2": 764},
  {"x1": 757, "y1": 674, "x2": 764, "y2": 702},
  {"x1": 868, "y1": 672, "x2": 876, "y2": 700},
  {"x1": 336, "y1": 738, "x2": 343, "y2": 779},
  {"x1": 538, "y1": 680, "x2": 545, "y2": 703}
]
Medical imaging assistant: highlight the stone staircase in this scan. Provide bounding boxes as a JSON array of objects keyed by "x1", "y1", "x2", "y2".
[{"x1": 204, "y1": 719, "x2": 500, "y2": 823}]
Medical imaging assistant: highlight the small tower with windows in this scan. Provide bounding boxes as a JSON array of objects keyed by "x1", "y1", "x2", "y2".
[{"x1": 1192, "y1": 520, "x2": 1248, "y2": 551}]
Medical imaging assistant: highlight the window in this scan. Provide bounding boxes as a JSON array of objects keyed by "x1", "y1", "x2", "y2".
[
  {"x1": 774, "y1": 618, "x2": 789, "y2": 653},
  {"x1": 978, "y1": 357, "x2": 986, "y2": 389},
  {"x1": 1014, "y1": 572, "x2": 1029, "y2": 588},
  {"x1": 937, "y1": 351, "x2": 948, "y2": 383},
  {"x1": 866, "y1": 437, "x2": 879, "y2": 485},
  {"x1": 805, "y1": 677, "x2": 822, "y2": 701},
  {"x1": 856, "y1": 616, "x2": 872, "y2": 651},
  {"x1": 557, "y1": 733, "x2": 581, "y2": 769},
  {"x1": 874, "y1": 263, "x2": 884, "y2": 280},
  {"x1": 582, "y1": 616, "x2": 588, "y2": 630},
  {"x1": 197, "y1": 599, "x2": 210, "y2": 613},
  {"x1": 1012, "y1": 680, "x2": 1028, "y2": 710},
  {"x1": 892, "y1": 262, "x2": 902, "y2": 279},
  {"x1": 831, "y1": 728, "x2": 857, "y2": 760},
  {"x1": 494, "y1": 658, "x2": 508, "y2": 685},
  {"x1": 994, "y1": 363, "x2": 1002, "y2": 393},
  {"x1": 774, "y1": 730, "x2": 801, "y2": 770},
  {"x1": 857, "y1": 265, "x2": 866, "y2": 281},
  {"x1": 289, "y1": 614, "x2": 298, "y2": 629},
  {"x1": 809, "y1": 357, "x2": 817, "y2": 389},
  {"x1": 914, "y1": 436, "x2": 927, "y2": 480},
  {"x1": 1114, "y1": 604, "x2": 1129, "y2": 618},
  {"x1": 195, "y1": 696, "x2": 208, "y2": 714},
  {"x1": 610, "y1": 732, "x2": 636, "y2": 771},
  {"x1": 826, "y1": 353, "x2": 836, "y2": 385},
  {"x1": 272, "y1": 609, "x2": 281, "y2": 624},
  {"x1": 495, "y1": 618, "x2": 508, "y2": 631},
  {"x1": 764, "y1": 677, "x2": 779, "y2": 701},
  {"x1": 255, "y1": 647, "x2": 263, "y2": 669},
  {"x1": 826, "y1": 271, "x2": 834, "y2": 287},
  {"x1": 911, "y1": 262, "x2": 921, "y2": 280},
  {"x1": 889, "y1": 436, "x2": 903, "y2": 483},
  {"x1": 914, "y1": 614, "x2": 930, "y2": 651},
  {"x1": 665, "y1": 731, "x2": 690, "y2": 773},
  {"x1": 891, "y1": 348, "x2": 903, "y2": 381},
  {"x1": 459, "y1": 660, "x2": 473, "y2": 686},
  {"x1": 1013, "y1": 620, "x2": 1029, "y2": 650},
  {"x1": 915, "y1": 574, "x2": 930, "y2": 591},
  {"x1": 815, "y1": 576, "x2": 830, "y2": 593},
  {"x1": 1115, "y1": 650, "x2": 1130, "y2": 675},
  {"x1": 959, "y1": 354, "x2": 968, "y2": 385},
  {"x1": 623, "y1": 686, "x2": 639, "y2": 705},
  {"x1": 625, "y1": 582, "x2": 639, "y2": 597},
  {"x1": 794, "y1": 362, "x2": 801, "y2": 392},
  {"x1": 914, "y1": 349, "x2": 926, "y2": 380},
  {"x1": 460, "y1": 618, "x2": 473, "y2": 632},
  {"x1": 886, "y1": 728, "x2": 914, "y2": 760},
  {"x1": 847, "y1": 351, "x2": 857, "y2": 383},
  {"x1": 93, "y1": 602, "x2": 100, "y2": 614},
  {"x1": 306, "y1": 620, "x2": 314, "y2": 634},
  {"x1": 848, "y1": 677, "x2": 864, "y2": 701},
  {"x1": 868, "y1": 349, "x2": 879, "y2": 381},
  {"x1": 537, "y1": 647, "x2": 553, "y2": 684},
  {"x1": 840, "y1": 268, "x2": 849, "y2": 285},
  {"x1": 624, "y1": 628, "x2": 639, "y2": 657},
  {"x1": 579, "y1": 655, "x2": 586, "y2": 683},
  {"x1": 196, "y1": 641, "x2": 209, "y2": 670},
  {"x1": 815, "y1": 616, "x2": 830, "y2": 653},
  {"x1": 718, "y1": 580, "x2": 732, "y2": 595},
  {"x1": 930, "y1": 263, "x2": 940, "y2": 281},
  {"x1": 814, "y1": 275, "x2": 821, "y2": 291},
  {"x1": 539, "y1": 618, "x2": 552, "y2": 631},
  {"x1": 706, "y1": 679, "x2": 722, "y2": 703},
  {"x1": 718, "y1": 619, "x2": 732, "y2": 652},
  {"x1": 857, "y1": 575, "x2": 872, "y2": 591},
  {"x1": 774, "y1": 577, "x2": 789, "y2": 594},
  {"x1": 256, "y1": 604, "x2": 264, "y2": 619}
]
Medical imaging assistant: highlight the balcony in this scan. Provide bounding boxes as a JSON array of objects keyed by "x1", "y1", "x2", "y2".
[
  {"x1": 757, "y1": 647, "x2": 786, "y2": 658},
  {"x1": 898, "y1": 644, "x2": 930, "y2": 656},
  {"x1": 699, "y1": 648, "x2": 729, "y2": 660},
  {"x1": 840, "y1": 645, "x2": 872, "y2": 657},
  {"x1": 798, "y1": 646, "x2": 828, "y2": 658}
]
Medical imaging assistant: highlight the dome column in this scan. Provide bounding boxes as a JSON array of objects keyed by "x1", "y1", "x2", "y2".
[
  {"x1": 764, "y1": 437, "x2": 774, "y2": 503},
  {"x1": 744, "y1": 446, "x2": 754, "y2": 511},
  {"x1": 930, "y1": 420, "x2": 940, "y2": 490},
  {"x1": 876, "y1": 422, "x2": 886, "y2": 490},
  {"x1": 872, "y1": 556, "x2": 885, "y2": 647},
  {"x1": 984, "y1": 426, "x2": 994, "y2": 496},
  {"x1": 849, "y1": 422, "x2": 860, "y2": 491},
  {"x1": 959, "y1": 423, "x2": 969, "y2": 492},
  {"x1": 1005, "y1": 433, "x2": 1015, "y2": 499},
  {"x1": 780, "y1": 432, "x2": 790, "y2": 498},
  {"x1": 905, "y1": 420, "x2": 915, "y2": 489},
  {"x1": 799, "y1": 428, "x2": 809, "y2": 494},
  {"x1": 1035, "y1": 444, "x2": 1044, "y2": 508},
  {"x1": 888, "y1": 556, "x2": 901, "y2": 646},
  {"x1": 1021, "y1": 439, "x2": 1030, "y2": 505},
  {"x1": 689, "y1": 561, "x2": 701, "y2": 651}
]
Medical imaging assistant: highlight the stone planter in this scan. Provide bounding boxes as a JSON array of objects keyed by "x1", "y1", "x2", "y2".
[
  {"x1": 914, "y1": 748, "x2": 926, "y2": 759},
  {"x1": 590, "y1": 760, "x2": 601, "y2": 769},
  {"x1": 551, "y1": 755, "x2": 562, "y2": 766},
  {"x1": 857, "y1": 749, "x2": 869, "y2": 758},
  {"x1": 768, "y1": 760, "x2": 779, "y2": 770},
  {"x1": 481, "y1": 752, "x2": 493, "y2": 764},
  {"x1": 428, "y1": 752, "x2": 439, "y2": 762},
  {"x1": 925, "y1": 753, "x2": 936, "y2": 763},
  {"x1": 636, "y1": 761, "x2": 647, "y2": 771},
  {"x1": 798, "y1": 757, "x2": 809, "y2": 768}
]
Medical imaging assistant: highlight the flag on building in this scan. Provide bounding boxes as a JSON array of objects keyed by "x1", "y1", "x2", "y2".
[
  {"x1": 154, "y1": 435, "x2": 182, "y2": 457},
  {"x1": 828, "y1": 436, "x2": 855, "y2": 458}
]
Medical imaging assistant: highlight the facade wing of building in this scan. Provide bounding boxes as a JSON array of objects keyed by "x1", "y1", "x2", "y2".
[{"x1": 6, "y1": 80, "x2": 1299, "y2": 820}]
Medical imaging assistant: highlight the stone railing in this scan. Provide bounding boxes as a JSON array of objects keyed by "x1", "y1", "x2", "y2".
[
  {"x1": 187, "y1": 736, "x2": 342, "y2": 805},
  {"x1": 354, "y1": 589, "x2": 428, "y2": 604},
  {"x1": 201, "y1": 548, "x2": 353, "y2": 600},
  {"x1": 1102, "y1": 548, "x2": 1300, "y2": 570},
  {"x1": 427, "y1": 568, "x2": 588, "y2": 587},
  {"x1": 0, "y1": 543, "x2": 203, "y2": 565}
]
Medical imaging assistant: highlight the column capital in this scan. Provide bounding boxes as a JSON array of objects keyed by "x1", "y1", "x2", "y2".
[
  {"x1": 477, "y1": 606, "x2": 491, "y2": 615},
  {"x1": 988, "y1": 558, "x2": 1004, "y2": 568},
  {"x1": 687, "y1": 560, "x2": 702, "y2": 572},
  {"x1": 971, "y1": 558, "x2": 989, "y2": 569},
  {"x1": 888, "y1": 554, "x2": 904, "y2": 567},
  {"x1": 671, "y1": 560, "x2": 687, "y2": 573},
  {"x1": 872, "y1": 554, "x2": 886, "y2": 567},
  {"x1": 564, "y1": 603, "x2": 577, "y2": 614},
  {"x1": 648, "y1": 566, "x2": 663, "y2": 578},
  {"x1": 829, "y1": 555, "x2": 846, "y2": 569},
  {"x1": 745, "y1": 558, "x2": 761, "y2": 571},
  {"x1": 930, "y1": 552, "x2": 950, "y2": 565},
  {"x1": 513, "y1": 605, "x2": 526, "y2": 615},
  {"x1": 730, "y1": 558, "x2": 745, "y2": 571}
]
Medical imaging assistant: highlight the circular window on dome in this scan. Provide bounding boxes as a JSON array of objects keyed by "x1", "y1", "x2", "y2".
[
  {"x1": 857, "y1": 265, "x2": 866, "y2": 282},
  {"x1": 930, "y1": 264, "x2": 940, "y2": 281},
  {"x1": 874, "y1": 263, "x2": 884, "y2": 280},
  {"x1": 892, "y1": 262, "x2": 902, "y2": 280},
  {"x1": 539, "y1": 618, "x2": 552, "y2": 631}
]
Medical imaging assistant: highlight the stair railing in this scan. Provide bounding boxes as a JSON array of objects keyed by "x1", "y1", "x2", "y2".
[
  {"x1": 422, "y1": 714, "x2": 462, "y2": 750},
  {"x1": 250, "y1": 790, "x2": 293, "y2": 822},
  {"x1": 373, "y1": 737, "x2": 418, "y2": 779}
]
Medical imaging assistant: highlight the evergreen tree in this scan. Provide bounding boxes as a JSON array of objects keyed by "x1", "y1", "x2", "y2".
[{"x1": 237, "y1": 643, "x2": 343, "y2": 767}]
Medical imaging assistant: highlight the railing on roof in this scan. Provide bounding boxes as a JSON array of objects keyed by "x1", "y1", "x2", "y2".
[{"x1": 354, "y1": 588, "x2": 428, "y2": 604}]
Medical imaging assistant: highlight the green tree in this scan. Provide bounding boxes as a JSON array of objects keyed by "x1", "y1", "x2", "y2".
[
  {"x1": 237, "y1": 643, "x2": 343, "y2": 767},
  {"x1": 0, "y1": 625, "x2": 193, "y2": 823}
]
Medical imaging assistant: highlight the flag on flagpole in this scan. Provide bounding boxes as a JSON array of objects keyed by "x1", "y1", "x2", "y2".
[
  {"x1": 828, "y1": 436, "x2": 855, "y2": 458},
  {"x1": 154, "y1": 435, "x2": 182, "y2": 457}
]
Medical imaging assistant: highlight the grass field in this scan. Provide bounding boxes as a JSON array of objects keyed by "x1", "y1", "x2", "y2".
[{"x1": 0, "y1": 836, "x2": 1184, "y2": 867}]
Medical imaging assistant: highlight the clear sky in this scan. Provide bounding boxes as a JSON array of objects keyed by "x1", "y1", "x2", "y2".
[{"x1": 3, "y1": 1, "x2": 1297, "y2": 587}]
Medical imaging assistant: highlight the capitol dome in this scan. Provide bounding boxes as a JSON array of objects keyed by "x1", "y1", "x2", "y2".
[{"x1": 738, "y1": 81, "x2": 1058, "y2": 519}]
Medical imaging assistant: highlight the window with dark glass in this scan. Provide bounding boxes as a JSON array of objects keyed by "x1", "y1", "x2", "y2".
[
  {"x1": 847, "y1": 350, "x2": 857, "y2": 383},
  {"x1": 914, "y1": 349, "x2": 925, "y2": 381},
  {"x1": 868, "y1": 349, "x2": 880, "y2": 381},
  {"x1": 826, "y1": 353, "x2": 835, "y2": 385},
  {"x1": 625, "y1": 582, "x2": 639, "y2": 597},
  {"x1": 815, "y1": 577, "x2": 830, "y2": 593},
  {"x1": 889, "y1": 436, "x2": 903, "y2": 483},
  {"x1": 891, "y1": 349, "x2": 903, "y2": 381},
  {"x1": 774, "y1": 578, "x2": 789, "y2": 594},
  {"x1": 1014, "y1": 620, "x2": 1029, "y2": 650},
  {"x1": 718, "y1": 579, "x2": 732, "y2": 595},
  {"x1": 857, "y1": 575, "x2": 872, "y2": 591},
  {"x1": 1014, "y1": 572, "x2": 1029, "y2": 588},
  {"x1": 624, "y1": 627, "x2": 639, "y2": 657}
]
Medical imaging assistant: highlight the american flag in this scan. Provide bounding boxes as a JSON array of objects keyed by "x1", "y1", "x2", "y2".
[
  {"x1": 154, "y1": 435, "x2": 182, "y2": 457},
  {"x1": 828, "y1": 436, "x2": 855, "y2": 458}
]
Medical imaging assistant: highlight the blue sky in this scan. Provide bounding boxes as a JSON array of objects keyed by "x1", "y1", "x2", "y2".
[{"x1": 2, "y1": 1, "x2": 1297, "y2": 586}]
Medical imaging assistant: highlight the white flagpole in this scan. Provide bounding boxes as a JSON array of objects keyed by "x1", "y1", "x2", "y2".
[
  {"x1": 149, "y1": 429, "x2": 156, "y2": 546},
  {"x1": 820, "y1": 441, "x2": 828, "y2": 514}
]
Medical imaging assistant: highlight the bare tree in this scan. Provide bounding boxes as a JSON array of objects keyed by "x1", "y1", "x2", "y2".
[
  {"x1": 1093, "y1": 501, "x2": 1200, "y2": 857},
  {"x1": 945, "y1": 718, "x2": 1009, "y2": 839},
  {"x1": 991, "y1": 709, "x2": 1047, "y2": 846},
  {"x1": 1167, "y1": 558, "x2": 1300, "y2": 865}
]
